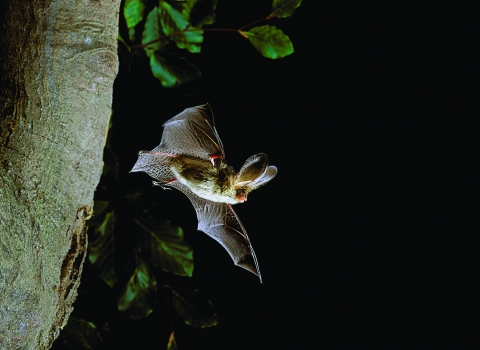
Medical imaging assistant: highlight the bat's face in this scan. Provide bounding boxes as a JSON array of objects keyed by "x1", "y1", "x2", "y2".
[{"x1": 235, "y1": 188, "x2": 247, "y2": 203}]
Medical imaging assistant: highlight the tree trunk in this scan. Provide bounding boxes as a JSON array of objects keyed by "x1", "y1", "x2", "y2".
[{"x1": 0, "y1": 0, "x2": 119, "y2": 348}]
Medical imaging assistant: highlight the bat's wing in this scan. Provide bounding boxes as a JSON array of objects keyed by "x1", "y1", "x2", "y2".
[
  {"x1": 155, "y1": 104, "x2": 225, "y2": 166},
  {"x1": 131, "y1": 104, "x2": 224, "y2": 180},
  {"x1": 167, "y1": 181, "x2": 262, "y2": 281}
]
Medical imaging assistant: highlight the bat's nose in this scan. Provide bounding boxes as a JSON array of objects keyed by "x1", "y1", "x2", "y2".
[{"x1": 236, "y1": 193, "x2": 247, "y2": 203}]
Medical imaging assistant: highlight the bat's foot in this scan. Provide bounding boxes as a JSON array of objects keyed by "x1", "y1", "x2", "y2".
[{"x1": 152, "y1": 179, "x2": 177, "y2": 189}]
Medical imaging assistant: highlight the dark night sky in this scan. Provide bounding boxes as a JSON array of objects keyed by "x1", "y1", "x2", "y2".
[{"x1": 100, "y1": 1, "x2": 479, "y2": 348}]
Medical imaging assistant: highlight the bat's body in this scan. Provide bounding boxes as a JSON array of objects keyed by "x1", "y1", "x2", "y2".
[
  {"x1": 168, "y1": 156, "x2": 239, "y2": 204},
  {"x1": 131, "y1": 104, "x2": 277, "y2": 281}
]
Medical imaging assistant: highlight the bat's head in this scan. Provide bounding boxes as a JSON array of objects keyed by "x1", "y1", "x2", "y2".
[{"x1": 234, "y1": 153, "x2": 277, "y2": 203}]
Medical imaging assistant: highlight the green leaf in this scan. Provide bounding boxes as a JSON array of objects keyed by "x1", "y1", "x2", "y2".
[
  {"x1": 170, "y1": 287, "x2": 218, "y2": 327},
  {"x1": 135, "y1": 217, "x2": 194, "y2": 276},
  {"x1": 149, "y1": 51, "x2": 201, "y2": 88},
  {"x1": 117, "y1": 256, "x2": 157, "y2": 321},
  {"x1": 124, "y1": 0, "x2": 145, "y2": 28},
  {"x1": 124, "y1": 0, "x2": 146, "y2": 40},
  {"x1": 58, "y1": 317, "x2": 101, "y2": 349},
  {"x1": 270, "y1": 0, "x2": 302, "y2": 18},
  {"x1": 189, "y1": 0, "x2": 218, "y2": 27},
  {"x1": 159, "y1": 1, "x2": 204, "y2": 53},
  {"x1": 142, "y1": 7, "x2": 168, "y2": 57},
  {"x1": 88, "y1": 207, "x2": 118, "y2": 288},
  {"x1": 167, "y1": 331, "x2": 178, "y2": 350},
  {"x1": 241, "y1": 25, "x2": 294, "y2": 59}
]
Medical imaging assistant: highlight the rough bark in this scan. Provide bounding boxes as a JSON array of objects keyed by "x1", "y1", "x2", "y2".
[{"x1": 0, "y1": 0, "x2": 120, "y2": 348}]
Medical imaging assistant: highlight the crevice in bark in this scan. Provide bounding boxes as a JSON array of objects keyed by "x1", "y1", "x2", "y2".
[{"x1": 47, "y1": 221, "x2": 88, "y2": 348}]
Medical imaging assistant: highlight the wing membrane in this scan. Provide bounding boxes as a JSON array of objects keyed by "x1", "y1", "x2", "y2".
[
  {"x1": 155, "y1": 104, "x2": 225, "y2": 161},
  {"x1": 168, "y1": 181, "x2": 261, "y2": 280}
]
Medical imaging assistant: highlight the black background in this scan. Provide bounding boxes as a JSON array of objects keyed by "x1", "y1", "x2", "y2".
[{"x1": 68, "y1": 1, "x2": 480, "y2": 349}]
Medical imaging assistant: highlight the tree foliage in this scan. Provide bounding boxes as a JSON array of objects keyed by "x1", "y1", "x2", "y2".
[{"x1": 119, "y1": 0, "x2": 300, "y2": 87}]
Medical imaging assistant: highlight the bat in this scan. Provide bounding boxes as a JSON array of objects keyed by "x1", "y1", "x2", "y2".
[{"x1": 130, "y1": 104, "x2": 277, "y2": 282}]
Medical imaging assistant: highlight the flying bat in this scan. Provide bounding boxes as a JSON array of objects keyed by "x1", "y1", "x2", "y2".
[{"x1": 130, "y1": 104, "x2": 277, "y2": 282}]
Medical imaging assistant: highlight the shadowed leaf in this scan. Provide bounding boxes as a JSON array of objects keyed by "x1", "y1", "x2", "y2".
[
  {"x1": 124, "y1": 0, "x2": 146, "y2": 40},
  {"x1": 88, "y1": 206, "x2": 118, "y2": 288},
  {"x1": 117, "y1": 256, "x2": 157, "y2": 321},
  {"x1": 167, "y1": 331, "x2": 178, "y2": 350},
  {"x1": 242, "y1": 25, "x2": 294, "y2": 59},
  {"x1": 189, "y1": 0, "x2": 218, "y2": 27},
  {"x1": 170, "y1": 287, "x2": 218, "y2": 327},
  {"x1": 118, "y1": 33, "x2": 131, "y2": 53},
  {"x1": 159, "y1": 1, "x2": 204, "y2": 53},
  {"x1": 58, "y1": 317, "x2": 101, "y2": 349},
  {"x1": 135, "y1": 217, "x2": 194, "y2": 276},
  {"x1": 270, "y1": 0, "x2": 302, "y2": 18},
  {"x1": 148, "y1": 51, "x2": 201, "y2": 88}
]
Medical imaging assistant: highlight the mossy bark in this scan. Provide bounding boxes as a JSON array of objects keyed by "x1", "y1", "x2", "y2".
[{"x1": 0, "y1": 0, "x2": 120, "y2": 348}]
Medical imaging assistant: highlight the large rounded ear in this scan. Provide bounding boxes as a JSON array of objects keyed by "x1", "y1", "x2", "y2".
[
  {"x1": 235, "y1": 154, "x2": 277, "y2": 190},
  {"x1": 235, "y1": 154, "x2": 268, "y2": 187},
  {"x1": 248, "y1": 165, "x2": 277, "y2": 190}
]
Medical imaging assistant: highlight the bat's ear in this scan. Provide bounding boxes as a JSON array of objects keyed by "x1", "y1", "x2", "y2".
[
  {"x1": 247, "y1": 165, "x2": 277, "y2": 190},
  {"x1": 235, "y1": 154, "x2": 277, "y2": 190},
  {"x1": 235, "y1": 154, "x2": 268, "y2": 185}
]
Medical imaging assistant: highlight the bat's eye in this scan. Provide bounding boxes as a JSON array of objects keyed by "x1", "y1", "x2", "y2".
[{"x1": 236, "y1": 189, "x2": 247, "y2": 202}]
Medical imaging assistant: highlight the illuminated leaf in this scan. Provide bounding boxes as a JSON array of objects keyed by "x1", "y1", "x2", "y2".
[
  {"x1": 270, "y1": 0, "x2": 302, "y2": 18},
  {"x1": 124, "y1": 0, "x2": 146, "y2": 40},
  {"x1": 170, "y1": 287, "x2": 218, "y2": 327},
  {"x1": 142, "y1": 7, "x2": 168, "y2": 56},
  {"x1": 117, "y1": 256, "x2": 157, "y2": 321},
  {"x1": 167, "y1": 331, "x2": 178, "y2": 350},
  {"x1": 159, "y1": 1, "x2": 204, "y2": 53},
  {"x1": 88, "y1": 206, "x2": 118, "y2": 287},
  {"x1": 59, "y1": 317, "x2": 101, "y2": 349},
  {"x1": 241, "y1": 25, "x2": 294, "y2": 59},
  {"x1": 135, "y1": 217, "x2": 194, "y2": 276}
]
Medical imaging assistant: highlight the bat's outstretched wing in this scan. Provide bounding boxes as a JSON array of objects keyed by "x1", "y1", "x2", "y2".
[
  {"x1": 157, "y1": 104, "x2": 224, "y2": 164},
  {"x1": 165, "y1": 181, "x2": 262, "y2": 281},
  {"x1": 131, "y1": 104, "x2": 225, "y2": 181}
]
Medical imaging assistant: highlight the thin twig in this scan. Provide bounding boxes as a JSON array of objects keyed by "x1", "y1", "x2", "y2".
[
  {"x1": 237, "y1": 16, "x2": 270, "y2": 31},
  {"x1": 127, "y1": 15, "x2": 272, "y2": 50}
]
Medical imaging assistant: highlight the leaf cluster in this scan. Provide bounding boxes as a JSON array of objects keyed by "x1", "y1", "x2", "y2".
[
  {"x1": 119, "y1": 0, "x2": 301, "y2": 87},
  {"x1": 56, "y1": 199, "x2": 218, "y2": 349}
]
